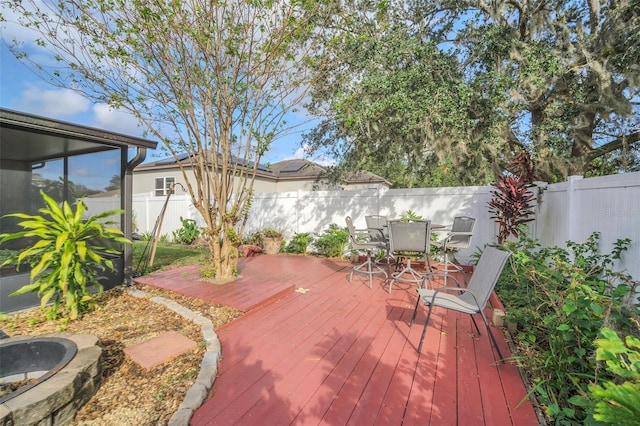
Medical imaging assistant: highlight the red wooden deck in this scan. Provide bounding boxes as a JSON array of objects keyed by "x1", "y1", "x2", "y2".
[{"x1": 135, "y1": 254, "x2": 540, "y2": 425}]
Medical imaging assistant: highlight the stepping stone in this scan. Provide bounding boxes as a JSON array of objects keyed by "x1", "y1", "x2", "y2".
[{"x1": 124, "y1": 331, "x2": 197, "y2": 370}]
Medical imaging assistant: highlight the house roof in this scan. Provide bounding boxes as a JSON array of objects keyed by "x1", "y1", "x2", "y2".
[
  {"x1": 135, "y1": 152, "x2": 390, "y2": 186},
  {"x1": 136, "y1": 151, "x2": 271, "y2": 174},
  {"x1": 268, "y1": 159, "x2": 326, "y2": 179},
  {"x1": 271, "y1": 159, "x2": 391, "y2": 186},
  {"x1": 0, "y1": 108, "x2": 157, "y2": 163},
  {"x1": 344, "y1": 170, "x2": 391, "y2": 185}
]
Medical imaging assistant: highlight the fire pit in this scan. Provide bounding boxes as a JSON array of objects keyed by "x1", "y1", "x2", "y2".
[
  {"x1": 0, "y1": 337, "x2": 77, "y2": 403},
  {"x1": 0, "y1": 333, "x2": 102, "y2": 425}
]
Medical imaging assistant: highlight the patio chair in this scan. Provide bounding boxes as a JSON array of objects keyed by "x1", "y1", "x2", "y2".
[
  {"x1": 387, "y1": 219, "x2": 432, "y2": 293},
  {"x1": 365, "y1": 215, "x2": 389, "y2": 240},
  {"x1": 345, "y1": 216, "x2": 388, "y2": 288},
  {"x1": 410, "y1": 245, "x2": 511, "y2": 360},
  {"x1": 432, "y1": 216, "x2": 476, "y2": 285},
  {"x1": 365, "y1": 215, "x2": 392, "y2": 267}
]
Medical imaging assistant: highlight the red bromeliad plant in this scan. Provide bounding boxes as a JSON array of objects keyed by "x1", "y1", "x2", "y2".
[{"x1": 488, "y1": 152, "x2": 537, "y2": 244}]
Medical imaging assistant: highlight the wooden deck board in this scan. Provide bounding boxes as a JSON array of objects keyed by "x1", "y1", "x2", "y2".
[
  {"x1": 135, "y1": 254, "x2": 539, "y2": 425},
  {"x1": 457, "y1": 316, "x2": 485, "y2": 425}
]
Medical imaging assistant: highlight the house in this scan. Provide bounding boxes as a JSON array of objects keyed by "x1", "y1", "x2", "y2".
[
  {"x1": 133, "y1": 153, "x2": 390, "y2": 196},
  {"x1": 0, "y1": 108, "x2": 157, "y2": 313}
]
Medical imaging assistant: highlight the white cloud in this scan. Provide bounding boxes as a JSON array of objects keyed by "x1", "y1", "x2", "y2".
[
  {"x1": 284, "y1": 144, "x2": 336, "y2": 167},
  {"x1": 312, "y1": 155, "x2": 336, "y2": 167},
  {"x1": 17, "y1": 86, "x2": 90, "y2": 117},
  {"x1": 91, "y1": 104, "x2": 142, "y2": 136},
  {"x1": 285, "y1": 145, "x2": 309, "y2": 160}
]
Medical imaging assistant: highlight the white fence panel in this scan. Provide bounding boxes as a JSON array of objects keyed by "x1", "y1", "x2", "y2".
[
  {"x1": 535, "y1": 181, "x2": 571, "y2": 246},
  {"x1": 379, "y1": 186, "x2": 495, "y2": 262},
  {"x1": 538, "y1": 173, "x2": 640, "y2": 280},
  {"x1": 128, "y1": 171, "x2": 640, "y2": 280},
  {"x1": 82, "y1": 194, "x2": 122, "y2": 225},
  {"x1": 132, "y1": 193, "x2": 195, "y2": 241},
  {"x1": 248, "y1": 191, "x2": 300, "y2": 235}
]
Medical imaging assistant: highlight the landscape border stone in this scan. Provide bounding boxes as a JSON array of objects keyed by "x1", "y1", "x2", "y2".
[{"x1": 126, "y1": 287, "x2": 221, "y2": 426}]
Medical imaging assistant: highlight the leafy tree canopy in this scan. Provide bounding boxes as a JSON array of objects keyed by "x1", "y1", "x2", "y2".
[{"x1": 304, "y1": 0, "x2": 640, "y2": 186}]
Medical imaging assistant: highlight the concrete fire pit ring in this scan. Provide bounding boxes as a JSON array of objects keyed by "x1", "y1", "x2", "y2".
[{"x1": 0, "y1": 333, "x2": 102, "y2": 425}]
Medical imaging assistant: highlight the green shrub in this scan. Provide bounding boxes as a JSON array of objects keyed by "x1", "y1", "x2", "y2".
[
  {"x1": 314, "y1": 224, "x2": 349, "y2": 258},
  {"x1": 580, "y1": 327, "x2": 640, "y2": 425},
  {"x1": 496, "y1": 229, "x2": 637, "y2": 424},
  {"x1": 284, "y1": 232, "x2": 314, "y2": 254},
  {"x1": 172, "y1": 216, "x2": 200, "y2": 245},
  {"x1": 0, "y1": 190, "x2": 129, "y2": 320}
]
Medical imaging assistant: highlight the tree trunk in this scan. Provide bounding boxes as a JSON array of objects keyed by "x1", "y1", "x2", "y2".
[{"x1": 202, "y1": 227, "x2": 239, "y2": 282}]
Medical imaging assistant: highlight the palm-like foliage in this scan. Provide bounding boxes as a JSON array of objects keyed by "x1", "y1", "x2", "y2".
[{"x1": 0, "y1": 190, "x2": 129, "y2": 319}]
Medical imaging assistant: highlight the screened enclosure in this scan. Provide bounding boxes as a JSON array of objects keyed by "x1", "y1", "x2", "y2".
[{"x1": 0, "y1": 108, "x2": 156, "y2": 312}]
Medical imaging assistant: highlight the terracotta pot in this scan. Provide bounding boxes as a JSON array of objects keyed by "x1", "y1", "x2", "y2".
[{"x1": 263, "y1": 237, "x2": 282, "y2": 255}]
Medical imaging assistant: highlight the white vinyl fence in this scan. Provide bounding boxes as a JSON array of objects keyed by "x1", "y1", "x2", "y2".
[{"x1": 131, "y1": 171, "x2": 640, "y2": 281}]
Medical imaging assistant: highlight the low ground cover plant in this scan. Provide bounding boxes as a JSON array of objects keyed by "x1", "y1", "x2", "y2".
[{"x1": 496, "y1": 230, "x2": 639, "y2": 424}]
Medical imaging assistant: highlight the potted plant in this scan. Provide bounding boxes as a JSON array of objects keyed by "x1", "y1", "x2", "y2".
[{"x1": 261, "y1": 228, "x2": 284, "y2": 255}]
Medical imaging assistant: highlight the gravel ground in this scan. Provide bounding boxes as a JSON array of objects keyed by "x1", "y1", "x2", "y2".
[{"x1": 0, "y1": 284, "x2": 243, "y2": 425}]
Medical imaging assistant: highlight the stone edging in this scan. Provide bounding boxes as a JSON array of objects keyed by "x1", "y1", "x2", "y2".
[{"x1": 126, "y1": 288, "x2": 221, "y2": 426}]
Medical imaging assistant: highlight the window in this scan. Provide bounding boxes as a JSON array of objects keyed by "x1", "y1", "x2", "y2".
[{"x1": 155, "y1": 177, "x2": 175, "y2": 196}]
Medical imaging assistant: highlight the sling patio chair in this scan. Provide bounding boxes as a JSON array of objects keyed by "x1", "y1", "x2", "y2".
[
  {"x1": 365, "y1": 214, "x2": 392, "y2": 268},
  {"x1": 432, "y1": 216, "x2": 476, "y2": 285},
  {"x1": 410, "y1": 245, "x2": 511, "y2": 360},
  {"x1": 345, "y1": 216, "x2": 388, "y2": 288},
  {"x1": 365, "y1": 215, "x2": 389, "y2": 240},
  {"x1": 387, "y1": 219, "x2": 432, "y2": 293}
]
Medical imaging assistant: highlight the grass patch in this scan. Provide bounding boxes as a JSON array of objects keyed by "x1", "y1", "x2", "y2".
[{"x1": 132, "y1": 241, "x2": 207, "y2": 275}]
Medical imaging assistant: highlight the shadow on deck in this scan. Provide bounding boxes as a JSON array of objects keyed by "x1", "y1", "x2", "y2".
[{"x1": 134, "y1": 254, "x2": 540, "y2": 425}]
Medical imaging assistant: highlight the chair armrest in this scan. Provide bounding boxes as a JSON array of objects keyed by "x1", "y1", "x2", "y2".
[
  {"x1": 367, "y1": 227, "x2": 386, "y2": 239},
  {"x1": 422, "y1": 285, "x2": 481, "y2": 310},
  {"x1": 366, "y1": 228, "x2": 386, "y2": 246},
  {"x1": 352, "y1": 229, "x2": 372, "y2": 242},
  {"x1": 440, "y1": 231, "x2": 474, "y2": 249},
  {"x1": 443, "y1": 231, "x2": 474, "y2": 239}
]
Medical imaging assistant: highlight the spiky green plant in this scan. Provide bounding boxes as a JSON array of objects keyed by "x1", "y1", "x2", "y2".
[{"x1": 0, "y1": 190, "x2": 130, "y2": 320}]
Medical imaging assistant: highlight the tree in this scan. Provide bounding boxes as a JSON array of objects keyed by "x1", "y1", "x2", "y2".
[
  {"x1": 105, "y1": 175, "x2": 120, "y2": 192},
  {"x1": 304, "y1": 1, "x2": 496, "y2": 187},
  {"x1": 304, "y1": 0, "x2": 640, "y2": 186},
  {"x1": 2, "y1": 0, "x2": 318, "y2": 281},
  {"x1": 447, "y1": 0, "x2": 640, "y2": 181}
]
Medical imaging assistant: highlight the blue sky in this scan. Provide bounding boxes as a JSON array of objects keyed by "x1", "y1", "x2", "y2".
[{"x1": 1, "y1": 33, "x2": 319, "y2": 165}]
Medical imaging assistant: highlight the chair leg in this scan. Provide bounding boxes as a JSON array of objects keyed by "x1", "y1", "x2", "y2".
[
  {"x1": 417, "y1": 304, "x2": 434, "y2": 353},
  {"x1": 389, "y1": 259, "x2": 423, "y2": 293},
  {"x1": 470, "y1": 315, "x2": 482, "y2": 335},
  {"x1": 410, "y1": 294, "x2": 421, "y2": 326},
  {"x1": 440, "y1": 250, "x2": 468, "y2": 286},
  {"x1": 351, "y1": 249, "x2": 387, "y2": 288},
  {"x1": 367, "y1": 252, "x2": 373, "y2": 289},
  {"x1": 479, "y1": 312, "x2": 505, "y2": 362}
]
